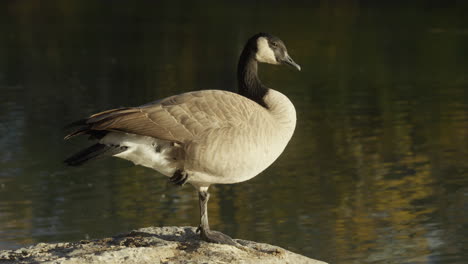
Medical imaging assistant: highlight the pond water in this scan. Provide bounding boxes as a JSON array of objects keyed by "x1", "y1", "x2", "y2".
[{"x1": 0, "y1": 1, "x2": 467, "y2": 264}]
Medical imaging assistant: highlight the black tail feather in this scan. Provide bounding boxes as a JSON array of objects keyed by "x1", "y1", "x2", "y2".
[
  {"x1": 64, "y1": 127, "x2": 109, "y2": 140},
  {"x1": 64, "y1": 143, "x2": 127, "y2": 166},
  {"x1": 64, "y1": 128, "x2": 89, "y2": 140}
]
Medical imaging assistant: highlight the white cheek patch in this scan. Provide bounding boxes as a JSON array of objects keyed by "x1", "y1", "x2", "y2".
[{"x1": 255, "y1": 37, "x2": 279, "y2": 64}]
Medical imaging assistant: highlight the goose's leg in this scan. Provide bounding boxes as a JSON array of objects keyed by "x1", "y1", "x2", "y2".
[{"x1": 197, "y1": 189, "x2": 237, "y2": 246}]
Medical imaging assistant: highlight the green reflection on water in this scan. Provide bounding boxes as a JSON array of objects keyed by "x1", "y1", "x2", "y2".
[{"x1": 1, "y1": 1, "x2": 468, "y2": 264}]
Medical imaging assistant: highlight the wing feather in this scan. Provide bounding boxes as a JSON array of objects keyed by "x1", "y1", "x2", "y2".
[{"x1": 65, "y1": 90, "x2": 261, "y2": 143}]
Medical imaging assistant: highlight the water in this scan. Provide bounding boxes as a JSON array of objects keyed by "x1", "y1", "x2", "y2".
[{"x1": 1, "y1": 1, "x2": 468, "y2": 263}]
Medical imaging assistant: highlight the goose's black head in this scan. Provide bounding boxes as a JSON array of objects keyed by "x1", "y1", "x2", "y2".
[
  {"x1": 249, "y1": 33, "x2": 301, "y2": 71},
  {"x1": 237, "y1": 33, "x2": 300, "y2": 108}
]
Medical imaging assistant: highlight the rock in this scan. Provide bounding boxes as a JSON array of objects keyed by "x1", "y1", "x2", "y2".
[{"x1": 0, "y1": 226, "x2": 327, "y2": 264}]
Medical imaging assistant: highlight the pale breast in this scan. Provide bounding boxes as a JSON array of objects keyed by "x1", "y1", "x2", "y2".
[{"x1": 185, "y1": 89, "x2": 296, "y2": 184}]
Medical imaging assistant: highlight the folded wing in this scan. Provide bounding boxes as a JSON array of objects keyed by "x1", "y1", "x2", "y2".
[{"x1": 65, "y1": 90, "x2": 260, "y2": 143}]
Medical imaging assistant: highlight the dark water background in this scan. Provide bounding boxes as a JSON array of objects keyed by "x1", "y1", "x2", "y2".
[{"x1": 1, "y1": 1, "x2": 468, "y2": 263}]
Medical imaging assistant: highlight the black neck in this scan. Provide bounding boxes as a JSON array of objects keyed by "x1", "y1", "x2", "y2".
[{"x1": 237, "y1": 45, "x2": 269, "y2": 108}]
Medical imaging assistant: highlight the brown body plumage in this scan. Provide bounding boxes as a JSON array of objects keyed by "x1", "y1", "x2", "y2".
[{"x1": 65, "y1": 89, "x2": 296, "y2": 187}]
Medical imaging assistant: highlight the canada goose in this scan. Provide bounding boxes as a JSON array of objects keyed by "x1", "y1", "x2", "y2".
[{"x1": 64, "y1": 33, "x2": 301, "y2": 245}]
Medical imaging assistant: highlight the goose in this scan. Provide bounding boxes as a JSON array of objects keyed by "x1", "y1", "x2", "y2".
[{"x1": 64, "y1": 32, "x2": 301, "y2": 245}]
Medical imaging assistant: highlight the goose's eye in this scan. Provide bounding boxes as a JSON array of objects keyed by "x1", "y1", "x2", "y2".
[{"x1": 271, "y1": 42, "x2": 278, "y2": 48}]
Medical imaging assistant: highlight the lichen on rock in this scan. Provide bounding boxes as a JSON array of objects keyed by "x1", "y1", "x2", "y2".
[{"x1": 0, "y1": 226, "x2": 327, "y2": 264}]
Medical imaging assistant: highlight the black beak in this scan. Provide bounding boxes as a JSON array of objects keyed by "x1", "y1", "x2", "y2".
[{"x1": 283, "y1": 54, "x2": 301, "y2": 71}]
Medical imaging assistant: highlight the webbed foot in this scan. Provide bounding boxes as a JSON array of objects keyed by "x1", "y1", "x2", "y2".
[
  {"x1": 197, "y1": 226, "x2": 237, "y2": 246},
  {"x1": 169, "y1": 169, "x2": 188, "y2": 186}
]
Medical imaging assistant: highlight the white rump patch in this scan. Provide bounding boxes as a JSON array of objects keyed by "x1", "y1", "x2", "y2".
[
  {"x1": 100, "y1": 132, "x2": 181, "y2": 177},
  {"x1": 255, "y1": 37, "x2": 278, "y2": 64}
]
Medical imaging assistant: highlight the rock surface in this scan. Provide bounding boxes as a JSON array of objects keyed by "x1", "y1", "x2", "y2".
[{"x1": 0, "y1": 226, "x2": 326, "y2": 264}]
